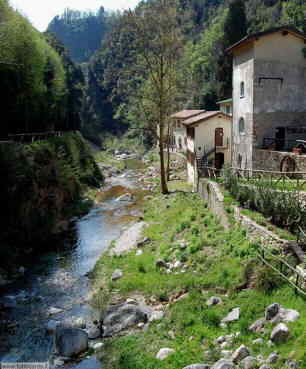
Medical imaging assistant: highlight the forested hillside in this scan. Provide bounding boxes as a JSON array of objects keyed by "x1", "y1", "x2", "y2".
[
  {"x1": 78, "y1": 0, "x2": 306, "y2": 145},
  {"x1": 0, "y1": 0, "x2": 102, "y2": 270},
  {"x1": 47, "y1": 8, "x2": 111, "y2": 63},
  {"x1": 0, "y1": 0, "x2": 84, "y2": 139}
]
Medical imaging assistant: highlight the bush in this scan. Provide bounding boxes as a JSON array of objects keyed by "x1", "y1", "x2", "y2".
[{"x1": 254, "y1": 265, "x2": 284, "y2": 293}]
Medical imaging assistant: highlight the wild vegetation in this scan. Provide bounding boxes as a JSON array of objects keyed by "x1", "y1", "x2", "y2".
[
  {"x1": 91, "y1": 180, "x2": 306, "y2": 369},
  {"x1": 0, "y1": 132, "x2": 102, "y2": 270},
  {"x1": 0, "y1": 0, "x2": 84, "y2": 139},
  {"x1": 222, "y1": 170, "x2": 306, "y2": 235}
]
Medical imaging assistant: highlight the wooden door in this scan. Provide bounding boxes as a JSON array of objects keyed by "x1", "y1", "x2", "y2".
[{"x1": 215, "y1": 128, "x2": 224, "y2": 147}]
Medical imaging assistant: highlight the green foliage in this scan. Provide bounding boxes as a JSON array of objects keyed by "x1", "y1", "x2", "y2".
[
  {"x1": 0, "y1": 132, "x2": 102, "y2": 268},
  {"x1": 47, "y1": 7, "x2": 110, "y2": 63},
  {"x1": 92, "y1": 185, "x2": 306, "y2": 369},
  {"x1": 0, "y1": 0, "x2": 84, "y2": 138}
]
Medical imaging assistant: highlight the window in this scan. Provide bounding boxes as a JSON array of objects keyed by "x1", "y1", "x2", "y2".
[
  {"x1": 178, "y1": 137, "x2": 182, "y2": 150},
  {"x1": 237, "y1": 154, "x2": 242, "y2": 169},
  {"x1": 239, "y1": 117, "x2": 245, "y2": 134},
  {"x1": 240, "y1": 81, "x2": 245, "y2": 98}
]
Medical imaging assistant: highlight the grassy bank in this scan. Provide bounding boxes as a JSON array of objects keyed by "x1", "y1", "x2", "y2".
[
  {"x1": 0, "y1": 132, "x2": 103, "y2": 270},
  {"x1": 91, "y1": 183, "x2": 306, "y2": 369}
]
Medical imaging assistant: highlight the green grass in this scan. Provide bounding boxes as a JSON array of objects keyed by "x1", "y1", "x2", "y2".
[{"x1": 91, "y1": 185, "x2": 306, "y2": 369}]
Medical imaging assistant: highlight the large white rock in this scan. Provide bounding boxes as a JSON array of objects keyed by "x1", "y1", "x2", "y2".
[
  {"x1": 182, "y1": 365, "x2": 210, "y2": 369},
  {"x1": 270, "y1": 323, "x2": 289, "y2": 343},
  {"x1": 156, "y1": 348, "x2": 175, "y2": 360},
  {"x1": 48, "y1": 307, "x2": 63, "y2": 316},
  {"x1": 111, "y1": 269, "x2": 123, "y2": 281},
  {"x1": 221, "y1": 308, "x2": 240, "y2": 323}
]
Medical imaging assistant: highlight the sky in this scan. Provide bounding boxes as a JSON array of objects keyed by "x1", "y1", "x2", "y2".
[{"x1": 9, "y1": 0, "x2": 140, "y2": 32}]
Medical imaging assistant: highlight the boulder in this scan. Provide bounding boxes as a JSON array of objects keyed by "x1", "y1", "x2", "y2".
[
  {"x1": 149, "y1": 311, "x2": 164, "y2": 322},
  {"x1": 249, "y1": 318, "x2": 266, "y2": 333},
  {"x1": 252, "y1": 338, "x2": 264, "y2": 346},
  {"x1": 265, "y1": 303, "x2": 280, "y2": 321},
  {"x1": 259, "y1": 366, "x2": 271, "y2": 369},
  {"x1": 182, "y1": 365, "x2": 210, "y2": 369},
  {"x1": 206, "y1": 296, "x2": 222, "y2": 307},
  {"x1": 267, "y1": 352, "x2": 278, "y2": 364},
  {"x1": 156, "y1": 259, "x2": 168, "y2": 269},
  {"x1": 211, "y1": 359, "x2": 234, "y2": 369},
  {"x1": 111, "y1": 269, "x2": 123, "y2": 281},
  {"x1": 156, "y1": 348, "x2": 175, "y2": 360},
  {"x1": 48, "y1": 307, "x2": 64, "y2": 316},
  {"x1": 55, "y1": 328, "x2": 88, "y2": 357},
  {"x1": 270, "y1": 323, "x2": 289, "y2": 343},
  {"x1": 86, "y1": 324, "x2": 101, "y2": 339},
  {"x1": 231, "y1": 345, "x2": 250, "y2": 363},
  {"x1": 61, "y1": 316, "x2": 86, "y2": 329},
  {"x1": 272, "y1": 307, "x2": 300, "y2": 323},
  {"x1": 240, "y1": 356, "x2": 257, "y2": 369},
  {"x1": 102, "y1": 303, "x2": 149, "y2": 337},
  {"x1": 46, "y1": 320, "x2": 60, "y2": 333},
  {"x1": 286, "y1": 359, "x2": 299, "y2": 368},
  {"x1": 93, "y1": 342, "x2": 103, "y2": 350},
  {"x1": 221, "y1": 308, "x2": 240, "y2": 323}
]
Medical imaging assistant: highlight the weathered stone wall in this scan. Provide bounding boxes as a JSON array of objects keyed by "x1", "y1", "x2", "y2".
[
  {"x1": 253, "y1": 149, "x2": 306, "y2": 171},
  {"x1": 198, "y1": 179, "x2": 230, "y2": 229}
]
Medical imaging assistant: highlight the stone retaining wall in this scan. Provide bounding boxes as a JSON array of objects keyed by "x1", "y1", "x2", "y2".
[
  {"x1": 253, "y1": 149, "x2": 306, "y2": 172},
  {"x1": 198, "y1": 178, "x2": 290, "y2": 249},
  {"x1": 198, "y1": 179, "x2": 230, "y2": 229}
]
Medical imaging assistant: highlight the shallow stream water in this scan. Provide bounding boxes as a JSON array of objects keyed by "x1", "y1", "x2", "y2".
[{"x1": 0, "y1": 163, "x2": 146, "y2": 368}]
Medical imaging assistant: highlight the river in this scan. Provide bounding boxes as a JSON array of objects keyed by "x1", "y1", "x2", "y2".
[{"x1": 0, "y1": 163, "x2": 148, "y2": 369}]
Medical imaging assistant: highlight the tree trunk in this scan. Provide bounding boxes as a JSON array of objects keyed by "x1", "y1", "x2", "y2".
[
  {"x1": 159, "y1": 126, "x2": 168, "y2": 194},
  {"x1": 166, "y1": 122, "x2": 171, "y2": 181}
]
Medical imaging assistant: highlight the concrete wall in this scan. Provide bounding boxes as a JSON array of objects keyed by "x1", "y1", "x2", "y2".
[
  {"x1": 253, "y1": 149, "x2": 306, "y2": 171},
  {"x1": 232, "y1": 46, "x2": 254, "y2": 170},
  {"x1": 254, "y1": 32, "x2": 306, "y2": 67}
]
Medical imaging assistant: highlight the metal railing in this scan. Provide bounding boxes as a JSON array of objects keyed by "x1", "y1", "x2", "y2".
[{"x1": 7, "y1": 131, "x2": 67, "y2": 143}]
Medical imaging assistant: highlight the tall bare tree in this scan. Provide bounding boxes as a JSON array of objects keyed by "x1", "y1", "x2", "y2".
[{"x1": 125, "y1": 0, "x2": 182, "y2": 194}]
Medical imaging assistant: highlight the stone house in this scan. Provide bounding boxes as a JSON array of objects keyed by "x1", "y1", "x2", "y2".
[
  {"x1": 170, "y1": 110, "x2": 204, "y2": 152},
  {"x1": 183, "y1": 111, "x2": 232, "y2": 185},
  {"x1": 228, "y1": 26, "x2": 306, "y2": 172}
]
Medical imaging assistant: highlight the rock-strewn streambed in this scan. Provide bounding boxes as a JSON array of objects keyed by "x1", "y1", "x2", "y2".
[{"x1": 0, "y1": 157, "x2": 158, "y2": 369}]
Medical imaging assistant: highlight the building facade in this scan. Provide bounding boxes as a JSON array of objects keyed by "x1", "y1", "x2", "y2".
[
  {"x1": 183, "y1": 111, "x2": 232, "y2": 185},
  {"x1": 170, "y1": 110, "x2": 204, "y2": 152},
  {"x1": 228, "y1": 26, "x2": 306, "y2": 171}
]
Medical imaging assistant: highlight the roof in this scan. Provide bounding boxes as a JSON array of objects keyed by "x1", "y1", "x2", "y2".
[
  {"x1": 170, "y1": 110, "x2": 205, "y2": 119},
  {"x1": 183, "y1": 111, "x2": 231, "y2": 126},
  {"x1": 217, "y1": 98, "x2": 232, "y2": 105},
  {"x1": 227, "y1": 25, "x2": 306, "y2": 54}
]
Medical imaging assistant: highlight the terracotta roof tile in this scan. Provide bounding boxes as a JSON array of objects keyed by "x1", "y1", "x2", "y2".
[{"x1": 170, "y1": 110, "x2": 205, "y2": 119}]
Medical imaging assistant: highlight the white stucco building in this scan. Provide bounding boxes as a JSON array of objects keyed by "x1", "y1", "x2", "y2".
[{"x1": 183, "y1": 111, "x2": 232, "y2": 185}]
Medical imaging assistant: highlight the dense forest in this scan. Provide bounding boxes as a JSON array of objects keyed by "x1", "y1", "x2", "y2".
[
  {"x1": 46, "y1": 0, "x2": 306, "y2": 146},
  {"x1": 47, "y1": 7, "x2": 111, "y2": 63},
  {"x1": 0, "y1": 0, "x2": 84, "y2": 139},
  {"x1": 0, "y1": 0, "x2": 102, "y2": 271}
]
